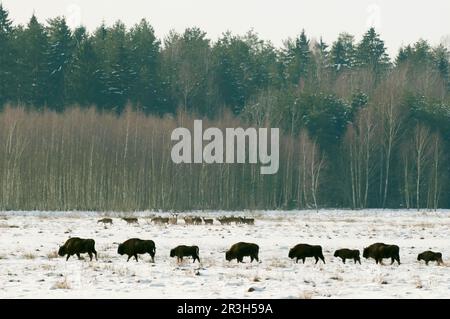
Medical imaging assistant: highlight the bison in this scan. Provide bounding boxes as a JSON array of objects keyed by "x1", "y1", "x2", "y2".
[
  {"x1": 334, "y1": 249, "x2": 361, "y2": 264},
  {"x1": 240, "y1": 217, "x2": 255, "y2": 225},
  {"x1": 122, "y1": 217, "x2": 138, "y2": 224},
  {"x1": 184, "y1": 216, "x2": 195, "y2": 225},
  {"x1": 289, "y1": 244, "x2": 325, "y2": 264},
  {"x1": 170, "y1": 245, "x2": 200, "y2": 263},
  {"x1": 151, "y1": 216, "x2": 169, "y2": 225},
  {"x1": 417, "y1": 251, "x2": 443, "y2": 265},
  {"x1": 117, "y1": 238, "x2": 155, "y2": 262},
  {"x1": 363, "y1": 243, "x2": 400, "y2": 265},
  {"x1": 58, "y1": 237, "x2": 98, "y2": 261},
  {"x1": 225, "y1": 242, "x2": 259, "y2": 263},
  {"x1": 97, "y1": 218, "x2": 113, "y2": 224},
  {"x1": 202, "y1": 217, "x2": 214, "y2": 225},
  {"x1": 217, "y1": 217, "x2": 232, "y2": 225}
]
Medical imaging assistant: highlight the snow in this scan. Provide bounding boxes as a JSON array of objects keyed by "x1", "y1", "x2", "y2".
[{"x1": 1, "y1": 209, "x2": 450, "y2": 299}]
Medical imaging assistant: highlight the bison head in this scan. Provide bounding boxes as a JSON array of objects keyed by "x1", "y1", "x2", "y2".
[
  {"x1": 333, "y1": 250, "x2": 339, "y2": 257},
  {"x1": 288, "y1": 248, "x2": 296, "y2": 259},
  {"x1": 117, "y1": 244, "x2": 124, "y2": 255},
  {"x1": 363, "y1": 247, "x2": 369, "y2": 259},
  {"x1": 225, "y1": 250, "x2": 233, "y2": 261},
  {"x1": 58, "y1": 246, "x2": 66, "y2": 257},
  {"x1": 170, "y1": 249, "x2": 175, "y2": 258}
]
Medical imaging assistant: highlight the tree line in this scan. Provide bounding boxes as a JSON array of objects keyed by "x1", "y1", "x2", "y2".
[{"x1": 0, "y1": 5, "x2": 449, "y2": 210}]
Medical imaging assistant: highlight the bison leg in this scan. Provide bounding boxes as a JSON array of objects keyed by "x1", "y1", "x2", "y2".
[
  {"x1": 88, "y1": 252, "x2": 93, "y2": 261},
  {"x1": 66, "y1": 254, "x2": 70, "y2": 261},
  {"x1": 320, "y1": 256, "x2": 325, "y2": 264},
  {"x1": 342, "y1": 258, "x2": 346, "y2": 264},
  {"x1": 93, "y1": 249, "x2": 98, "y2": 261},
  {"x1": 296, "y1": 258, "x2": 299, "y2": 264},
  {"x1": 314, "y1": 256, "x2": 319, "y2": 264},
  {"x1": 250, "y1": 256, "x2": 254, "y2": 263},
  {"x1": 302, "y1": 258, "x2": 306, "y2": 264},
  {"x1": 134, "y1": 254, "x2": 139, "y2": 262},
  {"x1": 127, "y1": 255, "x2": 132, "y2": 262},
  {"x1": 254, "y1": 254, "x2": 259, "y2": 262},
  {"x1": 76, "y1": 253, "x2": 81, "y2": 260}
]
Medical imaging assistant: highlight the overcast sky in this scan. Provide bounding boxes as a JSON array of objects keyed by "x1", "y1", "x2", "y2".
[{"x1": 2, "y1": 0, "x2": 450, "y2": 57}]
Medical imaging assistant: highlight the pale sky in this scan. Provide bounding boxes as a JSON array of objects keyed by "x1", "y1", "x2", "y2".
[{"x1": 2, "y1": 0, "x2": 450, "y2": 57}]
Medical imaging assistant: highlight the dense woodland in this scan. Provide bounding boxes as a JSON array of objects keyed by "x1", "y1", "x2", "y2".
[{"x1": 0, "y1": 5, "x2": 449, "y2": 211}]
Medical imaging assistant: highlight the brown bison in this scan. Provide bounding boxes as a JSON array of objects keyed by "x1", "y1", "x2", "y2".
[
  {"x1": 202, "y1": 217, "x2": 214, "y2": 225},
  {"x1": 151, "y1": 216, "x2": 169, "y2": 224},
  {"x1": 225, "y1": 242, "x2": 259, "y2": 263},
  {"x1": 122, "y1": 217, "x2": 138, "y2": 224},
  {"x1": 184, "y1": 216, "x2": 195, "y2": 225},
  {"x1": 97, "y1": 218, "x2": 113, "y2": 224},
  {"x1": 217, "y1": 217, "x2": 232, "y2": 225},
  {"x1": 289, "y1": 244, "x2": 325, "y2": 264},
  {"x1": 118, "y1": 238, "x2": 156, "y2": 262},
  {"x1": 334, "y1": 249, "x2": 361, "y2": 264},
  {"x1": 417, "y1": 251, "x2": 443, "y2": 265},
  {"x1": 240, "y1": 217, "x2": 255, "y2": 225},
  {"x1": 170, "y1": 245, "x2": 200, "y2": 263},
  {"x1": 58, "y1": 237, "x2": 98, "y2": 261},
  {"x1": 363, "y1": 243, "x2": 400, "y2": 265}
]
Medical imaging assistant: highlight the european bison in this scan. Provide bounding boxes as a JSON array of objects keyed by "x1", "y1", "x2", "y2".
[
  {"x1": 169, "y1": 214, "x2": 178, "y2": 225},
  {"x1": 122, "y1": 217, "x2": 138, "y2": 224},
  {"x1": 217, "y1": 217, "x2": 231, "y2": 225},
  {"x1": 118, "y1": 238, "x2": 156, "y2": 262},
  {"x1": 184, "y1": 216, "x2": 195, "y2": 225},
  {"x1": 417, "y1": 251, "x2": 443, "y2": 265},
  {"x1": 202, "y1": 217, "x2": 214, "y2": 225},
  {"x1": 225, "y1": 242, "x2": 259, "y2": 263},
  {"x1": 58, "y1": 237, "x2": 98, "y2": 261},
  {"x1": 170, "y1": 245, "x2": 200, "y2": 263},
  {"x1": 151, "y1": 216, "x2": 169, "y2": 224},
  {"x1": 363, "y1": 243, "x2": 400, "y2": 265},
  {"x1": 289, "y1": 244, "x2": 325, "y2": 264},
  {"x1": 240, "y1": 217, "x2": 255, "y2": 225},
  {"x1": 97, "y1": 218, "x2": 113, "y2": 224},
  {"x1": 334, "y1": 249, "x2": 361, "y2": 264}
]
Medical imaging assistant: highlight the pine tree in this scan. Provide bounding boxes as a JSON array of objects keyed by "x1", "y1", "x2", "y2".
[
  {"x1": 128, "y1": 19, "x2": 162, "y2": 113},
  {"x1": 355, "y1": 28, "x2": 390, "y2": 75},
  {"x1": 330, "y1": 33, "x2": 355, "y2": 72},
  {"x1": 18, "y1": 15, "x2": 50, "y2": 107},
  {"x1": 67, "y1": 26, "x2": 103, "y2": 106},
  {"x1": 0, "y1": 4, "x2": 14, "y2": 106},
  {"x1": 47, "y1": 17, "x2": 74, "y2": 110},
  {"x1": 432, "y1": 45, "x2": 450, "y2": 88},
  {"x1": 284, "y1": 29, "x2": 311, "y2": 86}
]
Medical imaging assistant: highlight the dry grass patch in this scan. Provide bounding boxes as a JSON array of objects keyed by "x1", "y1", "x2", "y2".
[
  {"x1": 53, "y1": 277, "x2": 71, "y2": 289},
  {"x1": 23, "y1": 252, "x2": 36, "y2": 260},
  {"x1": 299, "y1": 291, "x2": 313, "y2": 299},
  {"x1": 47, "y1": 251, "x2": 59, "y2": 259}
]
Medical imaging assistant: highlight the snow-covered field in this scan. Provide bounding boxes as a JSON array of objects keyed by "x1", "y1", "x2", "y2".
[{"x1": 1, "y1": 210, "x2": 450, "y2": 299}]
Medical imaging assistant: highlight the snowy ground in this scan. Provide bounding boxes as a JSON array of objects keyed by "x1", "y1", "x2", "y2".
[{"x1": 1, "y1": 209, "x2": 450, "y2": 299}]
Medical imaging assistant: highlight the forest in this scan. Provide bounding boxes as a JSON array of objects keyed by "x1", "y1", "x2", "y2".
[{"x1": 0, "y1": 5, "x2": 449, "y2": 210}]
